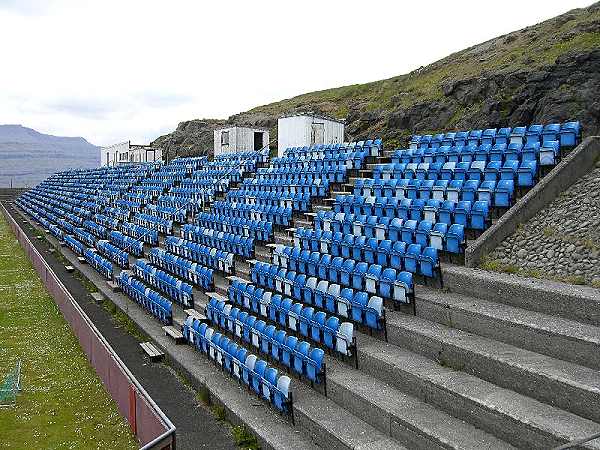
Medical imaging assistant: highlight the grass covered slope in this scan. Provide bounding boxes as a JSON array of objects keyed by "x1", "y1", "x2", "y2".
[
  {"x1": 0, "y1": 214, "x2": 137, "y2": 449},
  {"x1": 154, "y1": 2, "x2": 600, "y2": 157}
]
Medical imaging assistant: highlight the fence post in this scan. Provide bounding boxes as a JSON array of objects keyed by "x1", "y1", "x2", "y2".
[{"x1": 129, "y1": 385, "x2": 137, "y2": 435}]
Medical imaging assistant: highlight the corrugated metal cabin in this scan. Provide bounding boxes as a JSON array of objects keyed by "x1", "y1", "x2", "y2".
[
  {"x1": 277, "y1": 114, "x2": 345, "y2": 157},
  {"x1": 101, "y1": 141, "x2": 162, "y2": 166},
  {"x1": 213, "y1": 126, "x2": 270, "y2": 157}
]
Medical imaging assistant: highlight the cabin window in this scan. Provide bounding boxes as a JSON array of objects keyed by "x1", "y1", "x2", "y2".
[{"x1": 221, "y1": 131, "x2": 229, "y2": 146}]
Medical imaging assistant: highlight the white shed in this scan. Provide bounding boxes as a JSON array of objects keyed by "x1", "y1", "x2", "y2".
[
  {"x1": 101, "y1": 141, "x2": 162, "y2": 166},
  {"x1": 277, "y1": 114, "x2": 345, "y2": 157},
  {"x1": 213, "y1": 126, "x2": 270, "y2": 157}
]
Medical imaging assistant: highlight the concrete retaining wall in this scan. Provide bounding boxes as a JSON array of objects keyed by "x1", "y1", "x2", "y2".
[{"x1": 465, "y1": 136, "x2": 600, "y2": 267}]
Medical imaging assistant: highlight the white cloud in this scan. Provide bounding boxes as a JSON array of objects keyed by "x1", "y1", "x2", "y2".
[{"x1": 0, "y1": 0, "x2": 593, "y2": 146}]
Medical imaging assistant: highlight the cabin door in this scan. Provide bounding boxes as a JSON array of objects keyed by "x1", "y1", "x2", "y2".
[
  {"x1": 311, "y1": 123, "x2": 324, "y2": 145},
  {"x1": 254, "y1": 132, "x2": 263, "y2": 151}
]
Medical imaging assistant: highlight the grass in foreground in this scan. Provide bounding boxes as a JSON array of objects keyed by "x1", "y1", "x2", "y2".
[{"x1": 0, "y1": 214, "x2": 137, "y2": 449}]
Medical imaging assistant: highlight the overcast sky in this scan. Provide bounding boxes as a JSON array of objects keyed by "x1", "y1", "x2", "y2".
[{"x1": 0, "y1": 0, "x2": 593, "y2": 147}]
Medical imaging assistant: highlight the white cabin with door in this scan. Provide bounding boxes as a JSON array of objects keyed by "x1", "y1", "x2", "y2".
[
  {"x1": 101, "y1": 141, "x2": 162, "y2": 167},
  {"x1": 277, "y1": 114, "x2": 345, "y2": 157},
  {"x1": 213, "y1": 126, "x2": 270, "y2": 157}
]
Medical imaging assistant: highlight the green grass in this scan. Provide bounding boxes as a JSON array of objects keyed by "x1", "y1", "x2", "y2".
[
  {"x1": 232, "y1": 425, "x2": 260, "y2": 450},
  {"x1": 0, "y1": 214, "x2": 137, "y2": 449}
]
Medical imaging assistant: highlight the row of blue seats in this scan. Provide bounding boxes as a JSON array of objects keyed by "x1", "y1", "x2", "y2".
[
  {"x1": 213, "y1": 150, "x2": 266, "y2": 163},
  {"x1": 148, "y1": 247, "x2": 214, "y2": 291},
  {"x1": 74, "y1": 227, "x2": 97, "y2": 247},
  {"x1": 133, "y1": 260, "x2": 194, "y2": 308},
  {"x1": 195, "y1": 213, "x2": 273, "y2": 242},
  {"x1": 373, "y1": 159, "x2": 538, "y2": 184},
  {"x1": 109, "y1": 231, "x2": 144, "y2": 257},
  {"x1": 96, "y1": 240, "x2": 129, "y2": 268},
  {"x1": 271, "y1": 241, "x2": 427, "y2": 294},
  {"x1": 227, "y1": 190, "x2": 311, "y2": 212},
  {"x1": 271, "y1": 151, "x2": 366, "y2": 170},
  {"x1": 227, "y1": 281, "x2": 355, "y2": 358},
  {"x1": 93, "y1": 213, "x2": 119, "y2": 230},
  {"x1": 145, "y1": 204, "x2": 187, "y2": 224},
  {"x1": 58, "y1": 218, "x2": 75, "y2": 234},
  {"x1": 157, "y1": 195, "x2": 202, "y2": 214},
  {"x1": 206, "y1": 295, "x2": 328, "y2": 386},
  {"x1": 296, "y1": 218, "x2": 464, "y2": 254},
  {"x1": 84, "y1": 248, "x2": 113, "y2": 280},
  {"x1": 409, "y1": 122, "x2": 580, "y2": 149},
  {"x1": 134, "y1": 213, "x2": 173, "y2": 234},
  {"x1": 83, "y1": 219, "x2": 109, "y2": 239},
  {"x1": 191, "y1": 168, "x2": 244, "y2": 184},
  {"x1": 64, "y1": 235, "x2": 85, "y2": 256},
  {"x1": 212, "y1": 202, "x2": 292, "y2": 227},
  {"x1": 169, "y1": 156, "x2": 208, "y2": 169},
  {"x1": 104, "y1": 206, "x2": 130, "y2": 222},
  {"x1": 354, "y1": 175, "x2": 535, "y2": 205},
  {"x1": 114, "y1": 199, "x2": 143, "y2": 213},
  {"x1": 117, "y1": 272, "x2": 173, "y2": 324},
  {"x1": 164, "y1": 236, "x2": 234, "y2": 274},
  {"x1": 241, "y1": 177, "x2": 329, "y2": 197},
  {"x1": 255, "y1": 166, "x2": 346, "y2": 184},
  {"x1": 65, "y1": 212, "x2": 84, "y2": 227},
  {"x1": 394, "y1": 141, "x2": 559, "y2": 165},
  {"x1": 284, "y1": 139, "x2": 382, "y2": 157},
  {"x1": 168, "y1": 187, "x2": 213, "y2": 203},
  {"x1": 121, "y1": 222, "x2": 158, "y2": 245},
  {"x1": 181, "y1": 225, "x2": 255, "y2": 259},
  {"x1": 332, "y1": 196, "x2": 490, "y2": 229},
  {"x1": 49, "y1": 224, "x2": 64, "y2": 241},
  {"x1": 73, "y1": 206, "x2": 93, "y2": 219},
  {"x1": 133, "y1": 186, "x2": 165, "y2": 197},
  {"x1": 250, "y1": 262, "x2": 386, "y2": 331},
  {"x1": 183, "y1": 320, "x2": 292, "y2": 414}
]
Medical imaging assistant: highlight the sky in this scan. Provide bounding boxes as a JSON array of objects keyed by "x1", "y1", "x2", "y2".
[{"x1": 0, "y1": 0, "x2": 594, "y2": 147}]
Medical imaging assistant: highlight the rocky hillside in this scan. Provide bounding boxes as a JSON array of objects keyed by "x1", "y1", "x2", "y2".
[
  {"x1": 0, "y1": 125, "x2": 99, "y2": 188},
  {"x1": 153, "y1": 2, "x2": 600, "y2": 158}
]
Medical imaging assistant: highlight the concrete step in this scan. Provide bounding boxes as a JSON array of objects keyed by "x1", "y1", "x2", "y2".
[
  {"x1": 274, "y1": 231, "x2": 294, "y2": 246},
  {"x1": 343, "y1": 183, "x2": 355, "y2": 193},
  {"x1": 356, "y1": 335, "x2": 600, "y2": 450},
  {"x1": 384, "y1": 310, "x2": 600, "y2": 423},
  {"x1": 325, "y1": 359, "x2": 515, "y2": 450},
  {"x1": 442, "y1": 265, "x2": 600, "y2": 327},
  {"x1": 415, "y1": 287, "x2": 600, "y2": 371},
  {"x1": 293, "y1": 383, "x2": 406, "y2": 450},
  {"x1": 294, "y1": 219, "x2": 313, "y2": 229}
]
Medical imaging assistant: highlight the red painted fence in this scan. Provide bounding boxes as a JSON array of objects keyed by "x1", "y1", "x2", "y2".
[{"x1": 2, "y1": 204, "x2": 176, "y2": 450}]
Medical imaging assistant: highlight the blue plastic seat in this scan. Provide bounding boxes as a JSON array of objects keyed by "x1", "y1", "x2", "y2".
[
  {"x1": 454, "y1": 201, "x2": 472, "y2": 227},
  {"x1": 495, "y1": 180, "x2": 514, "y2": 207},
  {"x1": 429, "y1": 222, "x2": 447, "y2": 250},
  {"x1": 517, "y1": 160, "x2": 537, "y2": 187},
  {"x1": 559, "y1": 121, "x2": 581, "y2": 147},
  {"x1": 470, "y1": 200, "x2": 490, "y2": 230},
  {"x1": 364, "y1": 264, "x2": 382, "y2": 294},
  {"x1": 540, "y1": 141, "x2": 560, "y2": 166}
]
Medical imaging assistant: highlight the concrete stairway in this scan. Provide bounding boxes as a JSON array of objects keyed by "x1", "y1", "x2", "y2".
[{"x1": 117, "y1": 154, "x2": 600, "y2": 449}]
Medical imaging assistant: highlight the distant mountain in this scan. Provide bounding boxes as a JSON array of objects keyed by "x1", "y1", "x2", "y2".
[{"x1": 0, "y1": 124, "x2": 99, "y2": 188}]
